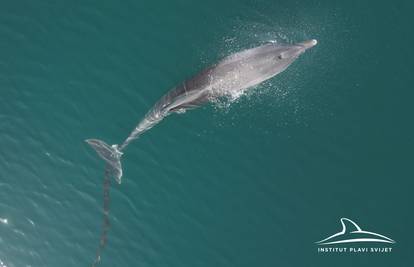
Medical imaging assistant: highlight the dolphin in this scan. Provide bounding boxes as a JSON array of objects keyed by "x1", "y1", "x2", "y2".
[
  {"x1": 316, "y1": 218, "x2": 395, "y2": 245},
  {"x1": 86, "y1": 39, "x2": 317, "y2": 183}
]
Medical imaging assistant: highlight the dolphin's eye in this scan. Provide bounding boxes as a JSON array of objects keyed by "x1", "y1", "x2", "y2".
[{"x1": 277, "y1": 55, "x2": 283, "y2": 60}]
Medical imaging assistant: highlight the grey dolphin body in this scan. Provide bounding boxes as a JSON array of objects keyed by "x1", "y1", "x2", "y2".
[{"x1": 86, "y1": 39, "x2": 317, "y2": 183}]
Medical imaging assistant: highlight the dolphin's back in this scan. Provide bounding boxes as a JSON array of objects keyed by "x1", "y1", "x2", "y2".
[
  {"x1": 220, "y1": 43, "x2": 283, "y2": 65},
  {"x1": 153, "y1": 43, "x2": 291, "y2": 114}
]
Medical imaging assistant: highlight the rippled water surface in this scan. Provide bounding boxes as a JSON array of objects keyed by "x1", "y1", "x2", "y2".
[{"x1": 1, "y1": 1, "x2": 413, "y2": 267}]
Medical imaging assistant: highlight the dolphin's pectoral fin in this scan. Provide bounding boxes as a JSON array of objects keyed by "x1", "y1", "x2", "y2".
[
  {"x1": 172, "y1": 108, "x2": 187, "y2": 114},
  {"x1": 170, "y1": 98, "x2": 209, "y2": 114},
  {"x1": 171, "y1": 104, "x2": 196, "y2": 113}
]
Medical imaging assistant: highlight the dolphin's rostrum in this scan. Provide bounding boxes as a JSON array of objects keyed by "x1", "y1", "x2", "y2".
[{"x1": 86, "y1": 39, "x2": 317, "y2": 266}]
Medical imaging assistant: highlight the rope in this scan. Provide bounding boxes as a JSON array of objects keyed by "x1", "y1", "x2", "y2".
[{"x1": 92, "y1": 165, "x2": 111, "y2": 267}]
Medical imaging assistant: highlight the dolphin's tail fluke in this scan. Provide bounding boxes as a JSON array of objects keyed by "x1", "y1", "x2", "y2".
[{"x1": 86, "y1": 139, "x2": 123, "y2": 184}]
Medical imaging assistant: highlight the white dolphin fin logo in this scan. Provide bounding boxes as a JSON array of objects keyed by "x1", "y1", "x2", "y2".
[{"x1": 316, "y1": 218, "x2": 395, "y2": 245}]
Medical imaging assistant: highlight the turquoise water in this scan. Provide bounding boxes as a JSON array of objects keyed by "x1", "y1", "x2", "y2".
[{"x1": 1, "y1": 1, "x2": 413, "y2": 266}]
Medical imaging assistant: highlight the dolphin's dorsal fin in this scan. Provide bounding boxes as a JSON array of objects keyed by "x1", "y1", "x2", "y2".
[{"x1": 340, "y1": 218, "x2": 362, "y2": 233}]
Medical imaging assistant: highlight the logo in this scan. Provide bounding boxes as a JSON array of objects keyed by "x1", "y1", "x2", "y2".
[{"x1": 315, "y1": 218, "x2": 395, "y2": 254}]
